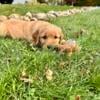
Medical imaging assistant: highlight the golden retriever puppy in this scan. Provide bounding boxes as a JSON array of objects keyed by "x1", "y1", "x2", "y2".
[{"x1": 0, "y1": 19, "x2": 64, "y2": 48}]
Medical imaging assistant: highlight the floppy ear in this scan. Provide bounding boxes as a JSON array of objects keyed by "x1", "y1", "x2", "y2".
[{"x1": 32, "y1": 30, "x2": 40, "y2": 46}]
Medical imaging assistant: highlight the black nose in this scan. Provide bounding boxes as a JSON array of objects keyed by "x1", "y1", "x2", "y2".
[
  {"x1": 47, "y1": 45, "x2": 52, "y2": 49},
  {"x1": 47, "y1": 45, "x2": 56, "y2": 50}
]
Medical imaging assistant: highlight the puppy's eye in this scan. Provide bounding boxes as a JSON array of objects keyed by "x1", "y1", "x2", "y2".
[
  {"x1": 54, "y1": 36, "x2": 58, "y2": 39},
  {"x1": 42, "y1": 35, "x2": 47, "y2": 39}
]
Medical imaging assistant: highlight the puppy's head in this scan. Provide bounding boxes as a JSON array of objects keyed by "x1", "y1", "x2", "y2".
[{"x1": 37, "y1": 25, "x2": 64, "y2": 48}]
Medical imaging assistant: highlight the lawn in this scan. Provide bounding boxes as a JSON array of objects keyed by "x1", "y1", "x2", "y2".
[
  {"x1": 0, "y1": 4, "x2": 100, "y2": 100},
  {"x1": 0, "y1": 4, "x2": 73, "y2": 16}
]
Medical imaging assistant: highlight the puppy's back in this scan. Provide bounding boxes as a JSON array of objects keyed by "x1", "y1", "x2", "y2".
[
  {"x1": 0, "y1": 19, "x2": 30, "y2": 39},
  {"x1": 0, "y1": 21, "x2": 7, "y2": 37}
]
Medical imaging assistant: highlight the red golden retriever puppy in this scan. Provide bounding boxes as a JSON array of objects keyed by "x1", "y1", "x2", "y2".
[{"x1": 0, "y1": 19, "x2": 64, "y2": 48}]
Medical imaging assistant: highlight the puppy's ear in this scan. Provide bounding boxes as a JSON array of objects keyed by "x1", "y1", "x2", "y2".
[{"x1": 32, "y1": 30, "x2": 40, "y2": 46}]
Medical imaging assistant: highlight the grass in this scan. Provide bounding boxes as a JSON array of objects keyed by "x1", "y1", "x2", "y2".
[
  {"x1": 0, "y1": 4, "x2": 100, "y2": 100},
  {"x1": 0, "y1": 4, "x2": 73, "y2": 16}
]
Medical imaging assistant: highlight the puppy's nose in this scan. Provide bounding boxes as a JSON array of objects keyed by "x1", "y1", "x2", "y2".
[
  {"x1": 47, "y1": 45, "x2": 56, "y2": 50},
  {"x1": 47, "y1": 45, "x2": 52, "y2": 49}
]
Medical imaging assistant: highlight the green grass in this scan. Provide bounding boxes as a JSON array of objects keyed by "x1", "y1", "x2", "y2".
[
  {"x1": 0, "y1": 5, "x2": 100, "y2": 100},
  {"x1": 0, "y1": 4, "x2": 73, "y2": 16}
]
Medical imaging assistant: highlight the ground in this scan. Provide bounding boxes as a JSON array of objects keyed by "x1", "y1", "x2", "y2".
[{"x1": 0, "y1": 4, "x2": 100, "y2": 100}]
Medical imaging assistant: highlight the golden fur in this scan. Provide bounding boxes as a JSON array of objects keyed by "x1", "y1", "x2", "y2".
[{"x1": 0, "y1": 19, "x2": 64, "y2": 47}]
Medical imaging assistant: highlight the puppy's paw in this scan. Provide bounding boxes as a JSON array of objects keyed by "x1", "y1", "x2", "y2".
[{"x1": 57, "y1": 39, "x2": 81, "y2": 56}]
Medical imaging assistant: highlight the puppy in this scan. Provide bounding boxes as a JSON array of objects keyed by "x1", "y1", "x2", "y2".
[{"x1": 0, "y1": 19, "x2": 64, "y2": 48}]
